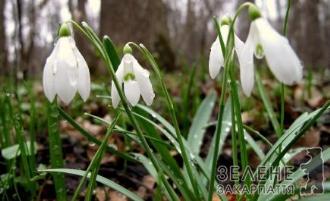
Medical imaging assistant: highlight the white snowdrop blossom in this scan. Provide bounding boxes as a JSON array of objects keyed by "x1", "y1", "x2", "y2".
[
  {"x1": 239, "y1": 17, "x2": 303, "y2": 96},
  {"x1": 43, "y1": 36, "x2": 91, "y2": 104},
  {"x1": 209, "y1": 24, "x2": 244, "y2": 79},
  {"x1": 111, "y1": 53, "x2": 155, "y2": 108}
]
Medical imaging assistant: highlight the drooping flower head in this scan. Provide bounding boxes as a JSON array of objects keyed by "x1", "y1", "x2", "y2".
[
  {"x1": 43, "y1": 23, "x2": 91, "y2": 104},
  {"x1": 111, "y1": 45, "x2": 155, "y2": 108},
  {"x1": 239, "y1": 4, "x2": 303, "y2": 96},
  {"x1": 209, "y1": 16, "x2": 244, "y2": 79}
]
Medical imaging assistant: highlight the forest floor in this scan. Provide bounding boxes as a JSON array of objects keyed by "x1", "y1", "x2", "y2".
[{"x1": 1, "y1": 69, "x2": 330, "y2": 200}]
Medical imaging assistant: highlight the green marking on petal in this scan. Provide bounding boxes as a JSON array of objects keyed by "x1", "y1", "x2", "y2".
[
  {"x1": 255, "y1": 43, "x2": 264, "y2": 59},
  {"x1": 124, "y1": 73, "x2": 135, "y2": 81}
]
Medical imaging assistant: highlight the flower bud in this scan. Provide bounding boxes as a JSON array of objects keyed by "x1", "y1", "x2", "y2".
[
  {"x1": 220, "y1": 16, "x2": 231, "y2": 26},
  {"x1": 123, "y1": 44, "x2": 133, "y2": 54},
  {"x1": 248, "y1": 4, "x2": 261, "y2": 21},
  {"x1": 58, "y1": 23, "x2": 71, "y2": 37}
]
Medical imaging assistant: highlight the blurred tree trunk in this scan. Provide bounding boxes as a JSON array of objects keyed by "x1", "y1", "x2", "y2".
[
  {"x1": 324, "y1": 0, "x2": 330, "y2": 69},
  {"x1": 288, "y1": 0, "x2": 304, "y2": 61},
  {"x1": 302, "y1": 0, "x2": 324, "y2": 69},
  {"x1": 182, "y1": 0, "x2": 198, "y2": 61},
  {"x1": 100, "y1": 0, "x2": 168, "y2": 46},
  {"x1": 0, "y1": 0, "x2": 7, "y2": 73},
  {"x1": 100, "y1": 0, "x2": 173, "y2": 69},
  {"x1": 16, "y1": 0, "x2": 23, "y2": 78},
  {"x1": 16, "y1": 0, "x2": 36, "y2": 77}
]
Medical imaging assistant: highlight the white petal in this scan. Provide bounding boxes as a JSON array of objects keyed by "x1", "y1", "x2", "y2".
[
  {"x1": 208, "y1": 25, "x2": 229, "y2": 79},
  {"x1": 124, "y1": 80, "x2": 140, "y2": 106},
  {"x1": 54, "y1": 61, "x2": 77, "y2": 105},
  {"x1": 111, "y1": 62, "x2": 125, "y2": 108},
  {"x1": 220, "y1": 25, "x2": 230, "y2": 44},
  {"x1": 209, "y1": 38, "x2": 223, "y2": 79},
  {"x1": 111, "y1": 81, "x2": 120, "y2": 108},
  {"x1": 56, "y1": 37, "x2": 77, "y2": 69},
  {"x1": 133, "y1": 64, "x2": 155, "y2": 105},
  {"x1": 239, "y1": 23, "x2": 258, "y2": 96},
  {"x1": 234, "y1": 35, "x2": 244, "y2": 60},
  {"x1": 43, "y1": 52, "x2": 56, "y2": 102},
  {"x1": 122, "y1": 54, "x2": 135, "y2": 74},
  {"x1": 54, "y1": 37, "x2": 80, "y2": 104},
  {"x1": 255, "y1": 18, "x2": 303, "y2": 84},
  {"x1": 75, "y1": 49, "x2": 91, "y2": 101}
]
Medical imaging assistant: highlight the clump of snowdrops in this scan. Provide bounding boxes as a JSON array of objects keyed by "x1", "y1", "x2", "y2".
[{"x1": 38, "y1": 2, "x2": 330, "y2": 201}]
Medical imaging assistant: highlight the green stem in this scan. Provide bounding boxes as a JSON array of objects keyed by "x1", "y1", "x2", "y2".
[
  {"x1": 280, "y1": 84, "x2": 285, "y2": 134},
  {"x1": 283, "y1": 0, "x2": 291, "y2": 36},
  {"x1": 229, "y1": 61, "x2": 250, "y2": 186},
  {"x1": 71, "y1": 113, "x2": 120, "y2": 201},
  {"x1": 230, "y1": 96, "x2": 239, "y2": 185},
  {"x1": 256, "y1": 72, "x2": 281, "y2": 137},
  {"x1": 58, "y1": 107, "x2": 134, "y2": 161},
  {"x1": 207, "y1": 40, "x2": 230, "y2": 201},
  {"x1": 102, "y1": 42, "x2": 178, "y2": 201},
  {"x1": 85, "y1": 113, "x2": 121, "y2": 201},
  {"x1": 280, "y1": 0, "x2": 291, "y2": 134},
  {"x1": 47, "y1": 101, "x2": 67, "y2": 201},
  {"x1": 74, "y1": 26, "x2": 177, "y2": 199},
  {"x1": 136, "y1": 43, "x2": 202, "y2": 200}
]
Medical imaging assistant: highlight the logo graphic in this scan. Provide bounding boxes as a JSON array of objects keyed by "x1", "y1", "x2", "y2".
[
  {"x1": 214, "y1": 147, "x2": 325, "y2": 196},
  {"x1": 299, "y1": 147, "x2": 324, "y2": 195}
]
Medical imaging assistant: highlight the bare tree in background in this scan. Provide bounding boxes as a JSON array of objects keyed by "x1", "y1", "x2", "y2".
[
  {"x1": 100, "y1": 0, "x2": 169, "y2": 48},
  {"x1": 288, "y1": 0, "x2": 304, "y2": 62},
  {"x1": 323, "y1": 0, "x2": 330, "y2": 69},
  {"x1": 100, "y1": 0, "x2": 175, "y2": 69},
  {"x1": 0, "y1": 0, "x2": 7, "y2": 73},
  {"x1": 302, "y1": 0, "x2": 324, "y2": 69},
  {"x1": 15, "y1": 0, "x2": 36, "y2": 77}
]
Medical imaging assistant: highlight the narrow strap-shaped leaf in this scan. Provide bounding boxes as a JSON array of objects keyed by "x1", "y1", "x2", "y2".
[
  {"x1": 103, "y1": 36, "x2": 120, "y2": 70},
  {"x1": 187, "y1": 91, "x2": 216, "y2": 155},
  {"x1": 39, "y1": 168, "x2": 144, "y2": 201},
  {"x1": 58, "y1": 107, "x2": 134, "y2": 161},
  {"x1": 47, "y1": 102, "x2": 67, "y2": 201}
]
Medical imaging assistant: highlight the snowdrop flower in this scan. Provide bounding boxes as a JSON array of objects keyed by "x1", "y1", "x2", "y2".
[
  {"x1": 239, "y1": 5, "x2": 303, "y2": 96},
  {"x1": 43, "y1": 23, "x2": 91, "y2": 104},
  {"x1": 209, "y1": 17, "x2": 244, "y2": 79},
  {"x1": 111, "y1": 46, "x2": 155, "y2": 108}
]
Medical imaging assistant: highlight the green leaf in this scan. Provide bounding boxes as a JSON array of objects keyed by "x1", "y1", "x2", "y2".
[
  {"x1": 131, "y1": 153, "x2": 157, "y2": 178},
  {"x1": 1, "y1": 141, "x2": 37, "y2": 160},
  {"x1": 136, "y1": 104, "x2": 176, "y2": 136},
  {"x1": 244, "y1": 131, "x2": 265, "y2": 160},
  {"x1": 259, "y1": 102, "x2": 330, "y2": 169},
  {"x1": 254, "y1": 102, "x2": 330, "y2": 200},
  {"x1": 296, "y1": 194, "x2": 330, "y2": 201},
  {"x1": 187, "y1": 91, "x2": 216, "y2": 155},
  {"x1": 261, "y1": 148, "x2": 330, "y2": 201},
  {"x1": 133, "y1": 108, "x2": 195, "y2": 201},
  {"x1": 103, "y1": 36, "x2": 120, "y2": 71},
  {"x1": 256, "y1": 72, "x2": 281, "y2": 137},
  {"x1": 39, "y1": 168, "x2": 144, "y2": 201},
  {"x1": 58, "y1": 107, "x2": 134, "y2": 161},
  {"x1": 205, "y1": 99, "x2": 232, "y2": 171}
]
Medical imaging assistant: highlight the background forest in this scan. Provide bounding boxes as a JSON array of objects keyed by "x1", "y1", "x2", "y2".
[
  {"x1": 0, "y1": 0, "x2": 330, "y2": 78},
  {"x1": 1, "y1": 0, "x2": 330, "y2": 201}
]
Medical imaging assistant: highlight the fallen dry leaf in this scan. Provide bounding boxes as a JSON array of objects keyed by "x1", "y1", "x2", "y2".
[
  {"x1": 95, "y1": 187, "x2": 106, "y2": 201},
  {"x1": 136, "y1": 175, "x2": 155, "y2": 199},
  {"x1": 109, "y1": 190, "x2": 128, "y2": 201}
]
